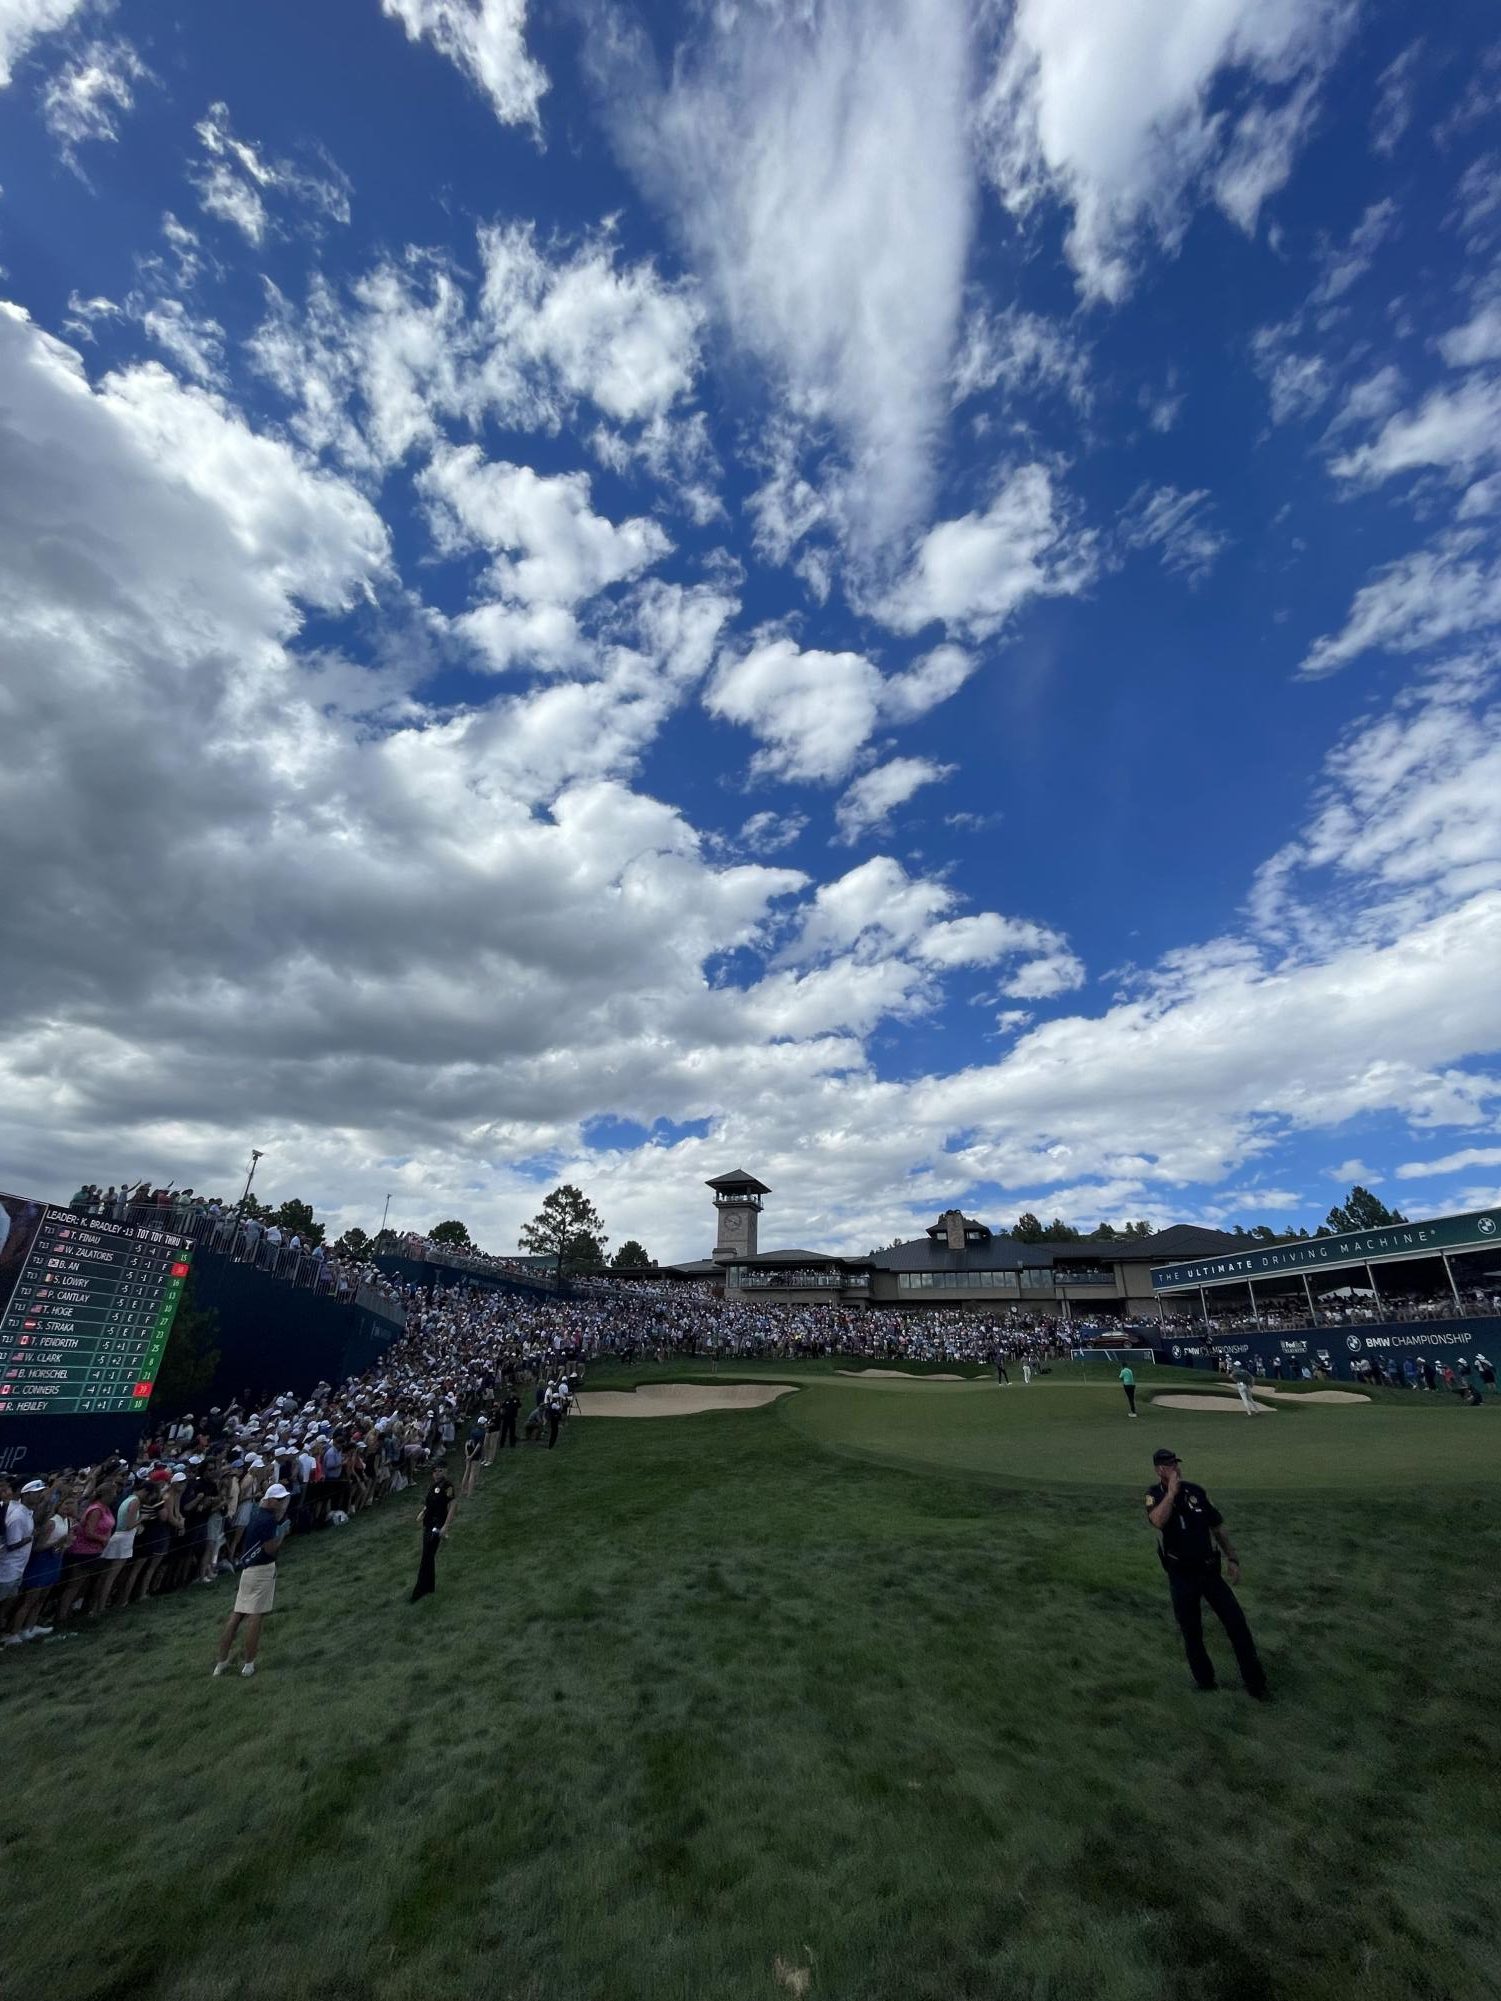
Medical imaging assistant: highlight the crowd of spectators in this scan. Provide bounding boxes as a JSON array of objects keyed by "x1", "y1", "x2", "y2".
[
  {"x1": 65, "y1": 1182, "x2": 404, "y2": 1313},
  {"x1": 1158, "y1": 1282, "x2": 1501, "y2": 1338}
]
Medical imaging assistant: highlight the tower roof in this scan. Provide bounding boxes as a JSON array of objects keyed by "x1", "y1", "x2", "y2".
[{"x1": 705, "y1": 1168, "x2": 772, "y2": 1195}]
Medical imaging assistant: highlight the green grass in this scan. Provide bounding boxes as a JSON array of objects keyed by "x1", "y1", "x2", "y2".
[{"x1": 5, "y1": 1370, "x2": 1499, "y2": 2001}]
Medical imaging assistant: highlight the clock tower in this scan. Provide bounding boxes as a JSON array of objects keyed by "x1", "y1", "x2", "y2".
[{"x1": 706, "y1": 1168, "x2": 770, "y2": 1265}]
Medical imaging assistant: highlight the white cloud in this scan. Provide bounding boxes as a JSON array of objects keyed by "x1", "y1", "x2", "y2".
[
  {"x1": 250, "y1": 227, "x2": 705, "y2": 478},
  {"x1": 1331, "y1": 375, "x2": 1501, "y2": 486},
  {"x1": 192, "y1": 101, "x2": 350, "y2": 246},
  {"x1": 1119, "y1": 484, "x2": 1227, "y2": 583},
  {"x1": 951, "y1": 305, "x2": 1091, "y2": 410},
  {"x1": 421, "y1": 444, "x2": 671, "y2": 609},
  {"x1": 737, "y1": 810, "x2": 807, "y2": 857},
  {"x1": 1212, "y1": 77, "x2": 1321, "y2": 235},
  {"x1": 41, "y1": 35, "x2": 148, "y2": 157},
  {"x1": 1396, "y1": 1146, "x2": 1501, "y2": 1180},
  {"x1": 381, "y1": 0, "x2": 546, "y2": 132},
  {"x1": 706, "y1": 635, "x2": 978, "y2": 787},
  {"x1": 1323, "y1": 364, "x2": 1404, "y2": 439},
  {"x1": 1301, "y1": 534, "x2": 1501, "y2": 677},
  {"x1": 477, "y1": 223, "x2": 702, "y2": 425},
  {"x1": 1371, "y1": 41, "x2": 1423, "y2": 157},
  {"x1": 879, "y1": 464, "x2": 1096, "y2": 638},
  {"x1": 604, "y1": 0, "x2": 974, "y2": 550},
  {"x1": 0, "y1": 0, "x2": 86, "y2": 88},
  {"x1": 980, "y1": 0, "x2": 1351, "y2": 300},
  {"x1": 136, "y1": 298, "x2": 225, "y2": 384},
  {"x1": 5, "y1": 290, "x2": 1500, "y2": 1259},
  {"x1": 706, "y1": 639, "x2": 883, "y2": 786},
  {"x1": 1439, "y1": 301, "x2": 1501, "y2": 368},
  {"x1": 1309, "y1": 198, "x2": 1398, "y2": 309},
  {"x1": 880, "y1": 644, "x2": 977, "y2": 721},
  {"x1": 1253, "y1": 331, "x2": 1332, "y2": 425},
  {"x1": 834, "y1": 757, "x2": 955, "y2": 845}
]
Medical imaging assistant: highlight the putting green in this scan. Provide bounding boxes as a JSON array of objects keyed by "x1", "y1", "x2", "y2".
[{"x1": 777, "y1": 1372, "x2": 1501, "y2": 1493}]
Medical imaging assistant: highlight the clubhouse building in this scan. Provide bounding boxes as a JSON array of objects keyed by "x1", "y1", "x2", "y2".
[
  {"x1": 666, "y1": 1175, "x2": 1501, "y2": 1329},
  {"x1": 669, "y1": 1175, "x2": 1247, "y2": 1319}
]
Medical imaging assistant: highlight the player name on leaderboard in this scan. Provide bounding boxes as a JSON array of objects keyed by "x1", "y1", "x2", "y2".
[{"x1": 0, "y1": 1208, "x2": 194, "y2": 1416}]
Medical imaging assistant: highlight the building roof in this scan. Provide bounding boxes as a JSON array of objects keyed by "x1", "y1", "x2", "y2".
[
  {"x1": 925, "y1": 1210, "x2": 992, "y2": 1242},
  {"x1": 705, "y1": 1168, "x2": 772, "y2": 1195},
  {"x1": 871, "y1": 1224, "x2": 1244, "y2": 1274},
  {"x1": 1071, "y1": 1225, "x2": 1244, "y2": 1260},
  {"x1": 874, "y1": 1235, "x2": 1058, "y2": 1273},
  {"x1": 737, "y1": 1247, "x2": 871, "y2": 1269}
]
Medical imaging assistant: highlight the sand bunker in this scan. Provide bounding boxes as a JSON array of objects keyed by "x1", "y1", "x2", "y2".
[
  {"x1": 1183, "y1": 1382, "x2": 1370, "y2": 1407},
  {"x1": 574, "y1": 1382, "x2": 798, "y2": 1419},
  {"x1": 837, "y1": 1368, "x2": 964, "y2": 1381},
  {"x1": 1269, "y1": 1389, "x2": 1369, "y2": 1404},
  {"x1": 1152, "y1": 1394, "x2": 1278, "y2": 1414}
]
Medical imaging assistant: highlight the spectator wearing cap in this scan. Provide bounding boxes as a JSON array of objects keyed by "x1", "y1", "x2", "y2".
[
  {"x1": 1144, "y1": 1447, "x2": 1268, "y2": 1699},
  {"x1": 213, "y1": 1483, "x2": 291, "y2": 1678},
  {"x1": 7, "y1": 1483, "x2": 70, "y2": 1641},
  {"x1": 0, "y1": 1475, "x2": 43, "y2": 1635}
]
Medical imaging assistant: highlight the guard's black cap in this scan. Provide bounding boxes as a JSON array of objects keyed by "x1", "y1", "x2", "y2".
[{"x1": 1152, "y1": 1447, "x2": 1180, "y2": 1464}]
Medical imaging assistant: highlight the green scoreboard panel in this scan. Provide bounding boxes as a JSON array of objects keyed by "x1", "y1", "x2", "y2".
[{"x1": 0, "y1": 1193, "x2": 194, "y2": 1416}]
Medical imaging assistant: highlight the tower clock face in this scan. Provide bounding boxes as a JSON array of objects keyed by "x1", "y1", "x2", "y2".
[{"x1": 722, "y1": 1209, "x2": 745, "y2": 1235}]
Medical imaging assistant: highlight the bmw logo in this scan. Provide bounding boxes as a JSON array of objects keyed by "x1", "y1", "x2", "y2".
[
  {"x1": 1346, "y1": 1334, "x2": 1361, "y2": 1352},
  {"x1": 1172, "y1": 1345, "x2": 1181, "y2": 1358},
  {"x1": 1479, "y1": 1216, "x2": 1498, "y2": 1236}
]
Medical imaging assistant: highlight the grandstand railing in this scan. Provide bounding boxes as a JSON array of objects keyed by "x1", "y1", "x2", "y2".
[{"x1": 73, "y1": 1200, "x2": 403, "y2": 1321}]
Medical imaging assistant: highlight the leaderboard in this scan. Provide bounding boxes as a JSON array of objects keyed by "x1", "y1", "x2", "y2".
[{"x1": 0, "y1": 1200, "x2": 194, "y2": 1417}]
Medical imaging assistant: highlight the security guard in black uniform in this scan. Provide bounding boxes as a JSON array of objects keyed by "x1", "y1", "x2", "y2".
[
  {"x1": 497, "y1": 1391, "x2": 520, "y2": 1450},
  {"x1": 1145, "y1": 1447, "x2": 1269, "y2": 1698}
]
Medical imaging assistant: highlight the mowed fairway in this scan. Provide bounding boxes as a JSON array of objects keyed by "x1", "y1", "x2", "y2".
[{"x1": 5, "y1": 1366, "x2": 1500, "y2": 2001}]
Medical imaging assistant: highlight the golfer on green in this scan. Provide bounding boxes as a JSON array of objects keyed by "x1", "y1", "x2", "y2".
[{"x1": 1119, "y1": 1362, "x2": 1138, "y2": 1417}]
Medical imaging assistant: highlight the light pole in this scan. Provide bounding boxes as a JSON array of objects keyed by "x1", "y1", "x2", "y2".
[
  {"x1": 377, "y1": 1192, "x2": 392, "y2": 1248},
  {"x1": 236, "y1": 1148, "x2": 264, "y2": 1221}
]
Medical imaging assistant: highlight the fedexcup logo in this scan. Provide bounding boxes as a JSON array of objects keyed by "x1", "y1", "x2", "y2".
[
  {"x1": 1479, "y1": 1215, "x2": 1498, "y2": 1235},
  {"x1": 1172, "y1": 1344, "x2": 1182, "y2": 1358},
  {"x1": 1346, "y1": 1334, "x2": 1362, "y2": 1353}
]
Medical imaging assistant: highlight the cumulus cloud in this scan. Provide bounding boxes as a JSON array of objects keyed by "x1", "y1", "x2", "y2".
[
  {"x1": 421, "y1": 444, "x2": 671, "y2": 608},
  {"x1": 706, "y1": 636, "x2": 978, "y2": 786},
  {"x1": 979, "y1": 0, "x2": 1351, "y2": 300},
  {"x1": 706, "y1": 639, "x2": 884, "y2": 786},
  {"x1": 381, "y1": 0, "x2": 546, "y2": 131},
  {"x1": 834, "y1": 758, "x2": 956, "y2": 845},
  {"x1": 878, "y1": 464, "x2": 1096, "y2": 638},
  {"x1": 602, "y1": 0, "x2": 974, "y2": 550},
  {"x1": 250, "y1": 227, "x2": 705, "y2": 489}
]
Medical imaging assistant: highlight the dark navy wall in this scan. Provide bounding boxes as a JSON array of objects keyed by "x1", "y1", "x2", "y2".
[{"x1": 189, "y1": 1252, "x2": 405, "y2": 1407}]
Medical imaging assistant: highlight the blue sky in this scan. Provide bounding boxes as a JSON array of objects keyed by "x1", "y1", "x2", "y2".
[{"x1": 1, "y1": 0, "x2": 1499, "y2": 1261}]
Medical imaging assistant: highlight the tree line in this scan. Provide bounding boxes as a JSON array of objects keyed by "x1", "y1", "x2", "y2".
[{"x1": 1000, "y1": 1183, "x2": 1406, "y2": 1246}]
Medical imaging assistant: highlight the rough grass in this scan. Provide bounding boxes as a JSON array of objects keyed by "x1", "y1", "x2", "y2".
[{"x1": 3, "y1": 1372, "x2": 1498, "y2": 2001}]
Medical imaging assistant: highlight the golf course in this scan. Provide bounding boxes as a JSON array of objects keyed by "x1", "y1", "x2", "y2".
[{"x1": 7, "y1": 1361, "x2": 1499, "y2": 2001}]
